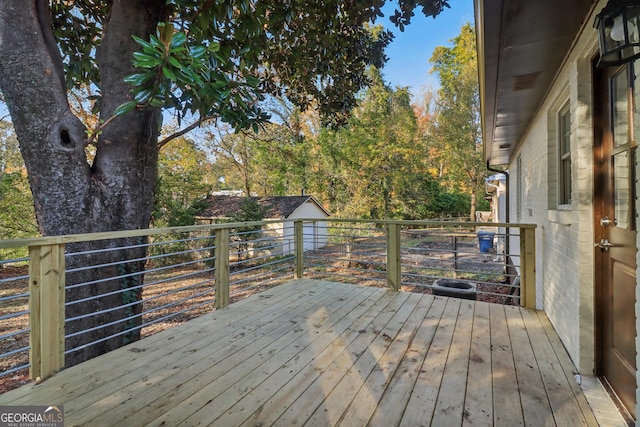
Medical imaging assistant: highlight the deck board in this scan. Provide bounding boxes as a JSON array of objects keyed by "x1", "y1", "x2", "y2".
[
  {"x1": 462, "y1": 300, "x2": 493, "y2": 427},
  {"x1": 272, "y1": 290, "x2": 411, "y2": 426},
  {"x1": 305, "y1": 292, "x2": 421, "y2": 426},
  {"x1": 536, "y1": 310, "x2": 598, "y2": 422},
  {"x1": 337, "y1": 294, "x2": 435, "y2": 426},
  {"x1": 400, "y1": 297, "x2": 461, "y2": 425},
  {"x1": 505, "y1": 305, "x2": 555, "y2": 427},
  {"x1": 0, "y1": 279, "x2": 599, "y2": 426},
  {"x1": 431, "y1": 298, "x2": 474, "y2": 426},
  {"x1": 490, "y1": 303, "x2": 524, "y2": 426},
  {"x1": 368, "y1": 296, "x2": 446, "y2": 426}
]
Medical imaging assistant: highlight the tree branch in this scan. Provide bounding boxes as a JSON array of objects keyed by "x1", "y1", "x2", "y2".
[
  {"x1": 157, "y1": 117, "x2": 211, "y2": 149},
  {"x1": 85, "y1": 113, "x2": 119, "y2": 146},
  {"x1": 36, "y1": 0, "x2": 66, "y2": 90}
]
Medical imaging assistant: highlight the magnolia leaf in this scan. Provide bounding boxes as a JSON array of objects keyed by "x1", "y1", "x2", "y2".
[
  {"x1": 113, "y1": 101, "x2": 137, "y2": 116},
  {"x1": 132, "y1": 35, "x2": 154, "y2": 51},
  {"x1": 170, "y1": 32, "x2": 187, "y2": 49},
  {"x1": 149, "y1": 95, "x2": 165, "y2": 107},
  {"x1": 124, "y1": 73, "x2": 151, "y2": 86},
  {"x1": 169, "y1": 57, "x2": 184, "y2": 70},
  {"x1": 162, "y1": 66, "x2": 177, "y2": 81},
  {"x1": 134, "y1": 88, "x2": 153, "y2": 103},
  {"x1": 190, "y1": 46, "x2": 206, "y2": 59},
  {"x1": 132, "y1": 52, "x2": 162, "y2": 67}
]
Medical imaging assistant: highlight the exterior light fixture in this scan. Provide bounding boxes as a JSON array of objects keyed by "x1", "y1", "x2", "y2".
[{"x1": 594, "y1": 0, "x2": 640, "y2": 67}]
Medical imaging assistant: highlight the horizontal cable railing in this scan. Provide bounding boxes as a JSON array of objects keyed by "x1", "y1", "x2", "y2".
[
  {"x1": 304, "y1": 222, "x2": 388, "y2": 286},
  {"x1": 0, "y1": 221, "x2": 297, "y2": 387},
  {"x1": 0, "y1": 257, "x2": 30, "y2": 390},
  {"x1": 226, "y1": 222, "x2": 294, "y2": 299},
  {"x1": 397, "y1": 225, "x2": 519, "y2": 304},
  {"x1": 302, "y1": 220, "x2": 532, "y2": 307},
  {"x1": 61, "y1": 229, "x2": 218, "y2": 362},
  {"x1": 0, "y1": 218, "x2": 535, "y2": 391}
]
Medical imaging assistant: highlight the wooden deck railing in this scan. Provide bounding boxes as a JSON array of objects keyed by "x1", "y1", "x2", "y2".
[{"x1": 0, "y1": 219, "x2": 536, "y2": 382}]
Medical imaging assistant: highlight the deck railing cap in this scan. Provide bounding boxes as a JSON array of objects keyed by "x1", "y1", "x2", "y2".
[{"x1": 0, "y1": 218, "x2": 536, "y2": 249}]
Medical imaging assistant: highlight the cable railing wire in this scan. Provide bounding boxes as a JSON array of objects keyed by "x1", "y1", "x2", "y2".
[
  {"x1": 65, "y1": 255, "x2": 215, "y2": 291},
  {"x1": 1, "y1": 362, "x2": 30, "y2": 379}
]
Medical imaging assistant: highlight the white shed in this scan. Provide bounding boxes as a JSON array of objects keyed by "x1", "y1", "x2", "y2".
[{"x1": 198, "y1": 195, "x2": 330, "y2": 255}]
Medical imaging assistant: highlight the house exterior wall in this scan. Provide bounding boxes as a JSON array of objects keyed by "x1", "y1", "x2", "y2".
[{"x1": 506, "y1": 16, "x2": 600, "y2": 375}]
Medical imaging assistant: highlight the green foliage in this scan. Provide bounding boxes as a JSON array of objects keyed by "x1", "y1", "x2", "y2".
[
  {"x1": 207, "y1": 64, "x2": 482, "y2": 222},
  {"x1": 206, "y1": 128, "x2": 258, "y2": 196},
  {"x1": 427, "y1": 190, "x2": 471, "y2": 217},
  {"x1": 0, "y1": 171, "x2": 38, "y2": 259},
  {"x1": 149, "y1": 137, "x2": 211, "y2": 266},
  {"x1": 429, "y1": 23, "x2": 486, "y2": 219},
  {"x1": 476, "y1": 195, "x2": 490, "y2": 212},
  {"x1": 311, "y1": 67, "x2": 423, "y2": 219},
  {"x1": 0, "y1": 121, "x2": 38, "y2": 259},
  {"x1": 152, "y1": 138, "x2": 211, "y2": 227},
  {"x1": 229, "y1": 198, "x2": 266, "y2": 261},
  {"x1": 206, "y1": 99, "x2": 312, "y2": 197},
  {"x1": 389, "y1": 0, "x2": 451, "y2": 30},
  {"x1": 50, "y1": 2, "x2": 105, "y2": 89},
  {"x1": 46, "y1": 1, "x2": 451, "y2": 130},
  {"x1": 2, "y1": 1, "x2": 452, "y2": 239},
  {"x1": 397, "y1": 173, "x2": 468, "y2": 219},
  {"x1": 230, "y1": 198, "x2": 267, "y2": 225},
  {"x1": 0, "y1": 121, "x2": 22, "y2": 172}
]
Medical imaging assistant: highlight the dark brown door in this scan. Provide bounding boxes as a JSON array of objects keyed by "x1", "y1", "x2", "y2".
[{"x1": 594, "y1": 62, "x2": 637, "y2": 419}]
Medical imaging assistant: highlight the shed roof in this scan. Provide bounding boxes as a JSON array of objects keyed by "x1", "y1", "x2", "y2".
[{"x1": 199, "y1": 195, "x2": 330, "y2": 219}]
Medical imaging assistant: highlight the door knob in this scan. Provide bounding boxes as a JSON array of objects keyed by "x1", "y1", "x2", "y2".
[
  {"x1": 600, "y1": 216, "x2": 615, "y2": 228},
  {"x1": 595, "y1": 238, "x2": 614, "y2": 251}
]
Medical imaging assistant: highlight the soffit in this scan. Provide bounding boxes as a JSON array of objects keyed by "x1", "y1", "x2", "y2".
[{"x1": 475, "y1": 0, "x2": 597, "y2": 166}]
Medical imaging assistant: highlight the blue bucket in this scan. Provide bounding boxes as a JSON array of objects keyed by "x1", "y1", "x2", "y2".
[{"x1": 477, "y1": 231, "x2": 495, "y2": 253}]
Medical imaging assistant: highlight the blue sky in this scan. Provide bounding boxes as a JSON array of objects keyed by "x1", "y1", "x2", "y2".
[{"x1": 379, "y1": 0, "x2": 476, "y2": 99}]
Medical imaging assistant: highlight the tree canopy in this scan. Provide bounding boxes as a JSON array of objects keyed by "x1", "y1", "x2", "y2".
[
  {"x1": 429, "y1": 23, "x2": 485, "y2": 219},
  {"x1": 0, "y1": 1, "x2": 451, "y2": 238},
  {"x1": 43, "y1": 0, "x2": 448, "y2": 134}
]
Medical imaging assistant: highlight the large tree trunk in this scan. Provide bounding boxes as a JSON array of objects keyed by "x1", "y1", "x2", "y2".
[{"x1": 0, "y1": 1, "x2": 165, "y2": 365}]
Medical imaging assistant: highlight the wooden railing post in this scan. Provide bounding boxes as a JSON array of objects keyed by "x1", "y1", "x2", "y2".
[
  {"x1": 520, "y1": 227, "x2": 536, "y2": 309},
  {"x1": 294, "y1": 220, "x2": 304, "y2": 279},
  {"x1": 386, "y1": 222, "x2": 401, "y2": 291},
  {"x1": 215, "y1": 228, "x2": 230, "y2": 309},
  {"x1": 29, "y1": 243, "x2": 65, "y2": 380}
]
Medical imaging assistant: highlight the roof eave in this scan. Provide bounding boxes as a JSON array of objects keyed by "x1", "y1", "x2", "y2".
[{"x1": 475, "y1": 0, "x2": 598, "y2": 166}]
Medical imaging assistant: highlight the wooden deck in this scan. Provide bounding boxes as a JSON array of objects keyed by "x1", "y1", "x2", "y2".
[{"x1": 0, "y1": 279, "x2": 598, "y2": 426}]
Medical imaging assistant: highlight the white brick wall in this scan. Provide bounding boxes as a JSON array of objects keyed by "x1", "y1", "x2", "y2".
[{"x1": 506, "y1": 22, "x2": 599, "y2": 374}]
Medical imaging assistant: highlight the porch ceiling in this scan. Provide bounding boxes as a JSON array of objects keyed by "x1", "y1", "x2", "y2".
[{"x1": 475, "y1": 0, "x2": 597, "y2": 166}]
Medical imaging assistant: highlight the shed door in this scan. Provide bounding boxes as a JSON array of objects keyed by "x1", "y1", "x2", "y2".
[
  {"x1": 303, "y1": 222, "x2": 315, "y2": 251},
  {"x1": 594, "y1": 61, "x2": 637, "y2": 419}
]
